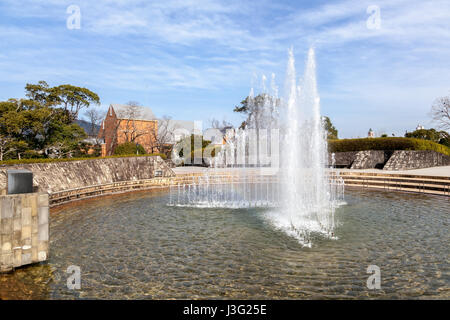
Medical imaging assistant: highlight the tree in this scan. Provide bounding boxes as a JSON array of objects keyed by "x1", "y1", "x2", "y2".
[
  {"x1": 323, "y1": 116, "x2": 338, "y2": 139},
  {"x1": 234, "y1": 94, "x2": 279, "y2": 166},
  {"x1": 25, "y1": 81, "x2": 100, "y2": 122},
  {"x1": 24, "y1": 81, "x2": 55, "y2": 106},
  {"x1": 0, "y1": 135, "x2": 14, "y2": 161},
  {"x1": 0, "y1": 81, "x2": 96, "y2": 160},
  {"x1": 0, "y1": 132, "x2": 29, "y2": 161},
  {"x1": 431, "y1": 95, "x2": 450, "y2": 130},
  {"x1": 45, "y1": 123, "x2": 87, "y2": 158},
  {"x1": 209, "y1": 118, "x2": 233, "y2": 130},
  {"x1": 151, "y1": 115, "x2": 177, "y2": 156},
  {"x1": 405, "y1": 128, "x2": 449, "y2": 147},
  {"x1": 117, "y1": 101, "x2": 149, "y2": 143},
  {"x1": 51, "y1": 85, "x2": 100, "y2": 122},
  {"x1": 0, "y1": 100, "x2": 50, "y2": 154},
  {"x1": 405, "y1": 128, "x2": 443, "y2": 143},
  {"x1": 84, "y1": 108, "x2": 105, "y2": 143},
  {"x1": 233, "y1": 94, "x2": 279, "y2": 130},
  {"x1": 10, "y1": 140, "x2": 28, "y2": 160}
]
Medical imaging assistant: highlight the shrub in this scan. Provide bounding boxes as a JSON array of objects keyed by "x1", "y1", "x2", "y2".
[
  {"x1": 405, "y1": 128, "x2": 448, "y2": 144},
  {"x1": 203, "y1": 145, "x2": 222, "y2": 158},
  {"x1": 22, "y1": 150, "x2": 44, "y2": 159},
  {"x1": 439, "y1": 136, "x2": 450, "y2": 148},
  {"x1": 179, "y1": 145, "x2": 222, "y2": 166},
  {"x1": 0, "y1": 154, "x2": 165, "y2": 166},
  {"x1": 176, "y1": 134, "x2": 211, "y2": 158},
  {"x1": 328, "y1": 137, "x2": 450, "y2": 156},
  {"x1": 113, "y1": 142, "x2": 146, "y2": 156}
]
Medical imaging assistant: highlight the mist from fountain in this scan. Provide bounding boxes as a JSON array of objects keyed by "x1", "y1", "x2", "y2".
[
  {"x1": 264, "y1": 48, "x2": 343, "y2": 246},
  {"x1": 169, "y1": 48, "x2": 345, "y2": 245}
]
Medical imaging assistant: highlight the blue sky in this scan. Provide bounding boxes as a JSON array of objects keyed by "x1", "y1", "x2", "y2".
[{"x1": 1, "y1": 0, "x2": 449, "y2": 138}]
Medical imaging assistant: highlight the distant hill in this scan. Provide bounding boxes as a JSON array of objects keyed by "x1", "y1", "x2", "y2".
[{"x1": 75, "y1": 119, "x2": 100, "y2": 136}]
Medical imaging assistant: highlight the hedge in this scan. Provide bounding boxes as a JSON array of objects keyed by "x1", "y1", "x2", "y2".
[
  {"x1": 328, "y1": 137, "x2": 450, "y2": 157},
  {"x1": 0, "y1": 153, "x2": 167, "y2": 166},
  {"x1": 189, "y1": 145, "x2": 222, "y2": 159},
  {"x1": 113, "y1": 142, "x2": 146, "y2": 156},
  {"x1": 176, "y1": 146, "x2": 222, "y2": 166}
]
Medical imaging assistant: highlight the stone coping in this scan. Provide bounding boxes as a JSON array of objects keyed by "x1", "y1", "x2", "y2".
[{"x1": 45, "y1": 169, "x2": 449, "y2": 207}]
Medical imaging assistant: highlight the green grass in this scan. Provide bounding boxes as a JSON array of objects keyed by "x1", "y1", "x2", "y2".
[
  {"x1": 328, "y1": 137, "x2": 450, "y2": 157},
  {"x1": 0, "y1": 153, "x2": 167, "y2": 166}
]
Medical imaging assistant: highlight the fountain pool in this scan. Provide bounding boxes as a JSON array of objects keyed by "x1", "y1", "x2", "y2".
[
  {"x1": 1, "y1": 48, "x2": 447, "y2": 300},
  {"x1": 0, "y1": 189, "x2": 448, "y2": 299}
]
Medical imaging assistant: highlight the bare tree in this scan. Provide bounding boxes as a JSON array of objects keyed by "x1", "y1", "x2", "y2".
[
  {"x1": 117, "y1": 101, "x2": 149, "y2": 143},
  {"x1": 47, "y1": 142, "x2": 74, "y2": 159},
  {"x1": 84, "y1": 108, "x2": 105, "y2": 141},
  {"x1": 431, "y1": 95, "x2": 450, "y2": 130},
  {"x1": 209, "y1": 118, "x2": 233, "y2": 130},
  {"x1": 0, "y1": 135, "x2": 13, "y2": 161},
  {"x1": 151, "y1": 116, "x2": 181, "y2": 156}
]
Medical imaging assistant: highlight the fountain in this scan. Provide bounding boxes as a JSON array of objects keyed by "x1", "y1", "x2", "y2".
[
  {"x1": 169, "y1": 48, "x2": 345, "y2": 245},
  {"x1": 265, "y1": 48, "x2": 344, "y2": 245}
]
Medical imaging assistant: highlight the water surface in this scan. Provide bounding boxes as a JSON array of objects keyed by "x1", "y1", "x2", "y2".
[{"x1": 0, "y1": 189, "x2": 448, "y2": 299}]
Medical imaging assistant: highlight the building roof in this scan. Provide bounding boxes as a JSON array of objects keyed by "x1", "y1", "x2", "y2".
[{"x1": 110, "y1": 104, "x2": 156, "y2": 121}]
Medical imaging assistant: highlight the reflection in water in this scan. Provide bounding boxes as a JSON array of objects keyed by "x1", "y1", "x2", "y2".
[{"x1": 0, "y1": 189, "x2": 448, "y2": 299}]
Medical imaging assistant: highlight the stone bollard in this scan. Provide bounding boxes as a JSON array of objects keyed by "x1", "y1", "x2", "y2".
[{"x1": 7, "y1": 169, "x2": 34, "y2": 194}]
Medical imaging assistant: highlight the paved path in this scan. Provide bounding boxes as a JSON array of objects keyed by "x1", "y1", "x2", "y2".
[
  {"x1": 338, "y1": 166, "x2": 450, "y2": 177},
  {"x1": 172, "y1": 167, "x2": 210, "y2": 174},
  {"x1": 174, "y1": 166, "x2": 450, "y2": 178},
  {"x1": 173, "y1": 167, "x2": 281, "y2": 175}
]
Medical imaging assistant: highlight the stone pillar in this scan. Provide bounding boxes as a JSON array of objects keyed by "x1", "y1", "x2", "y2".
[{"x1": 0, "y1": 192, "x2": 49, "y2": 273}]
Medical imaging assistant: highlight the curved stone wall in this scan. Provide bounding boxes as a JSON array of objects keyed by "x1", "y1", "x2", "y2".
[
  {"x1": 1, "y1": 157, "x2": 448, "y2": 209},
  {"x1": 0, "y1": 156, "x2": 175, "y2": 194},
  {"x1": 331, "y1": 150, "x2": 450, "y2": 170},
  {"x1": 383, "y1": 150, "x2": 450, "y2": 170}
]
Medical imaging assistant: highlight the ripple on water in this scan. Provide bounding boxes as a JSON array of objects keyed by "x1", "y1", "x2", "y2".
[{"x1": 0, "y1": 189, "x2": 448, "y2": 299}]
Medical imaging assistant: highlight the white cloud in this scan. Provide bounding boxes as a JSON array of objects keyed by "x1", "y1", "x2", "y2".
[{"x1": 1, "y1": 0, "x2": 449, "y2": 136}]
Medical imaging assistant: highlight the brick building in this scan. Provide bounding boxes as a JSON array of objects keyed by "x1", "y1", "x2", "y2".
[{"x1": 98, "y1": 104, "x2": 158, "y2": 156}]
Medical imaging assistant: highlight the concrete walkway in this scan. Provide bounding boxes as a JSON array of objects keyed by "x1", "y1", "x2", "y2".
[
  {"x1": 174, "y1": 166, "x2": 450, "y2": 178},
  {"x1": 172, "y1": 167, "x2": 210, "y2": 174},
  {"x1": 338, "y1": 166, "x2": 450, "y2": 177},
  {"x1": 172, "y1": 167, "x2": 279, "y2": 175}
]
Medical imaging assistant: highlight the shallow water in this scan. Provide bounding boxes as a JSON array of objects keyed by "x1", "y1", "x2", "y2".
[{"x1": 0, "y1": 189, "x2": 448, "y2": 299}]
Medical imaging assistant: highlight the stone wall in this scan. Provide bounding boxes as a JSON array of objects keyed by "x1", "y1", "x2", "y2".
[
  {"x1": 383, "y1": 150, "x2": 450, "y2": 171},
  {"x1": 1, "y1": 193, "x2": 49, "y2": 272},
  {"x1": 331, "y1": 150, "x2": 449, "y2": 170},
  {"x1": 0, "y1": 156, "x2": 175, "y2": 193},
  {"x1": 329, "y1": 152, "x2": 358, "y2": 168},
  {"x1": 350, "y1": 151, "x2": 387, "y2": 169}
]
